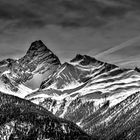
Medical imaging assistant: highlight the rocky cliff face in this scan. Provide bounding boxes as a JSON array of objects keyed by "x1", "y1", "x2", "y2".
[{"x1": 18, "y1": 40, "x2": 61, "y2": 83}]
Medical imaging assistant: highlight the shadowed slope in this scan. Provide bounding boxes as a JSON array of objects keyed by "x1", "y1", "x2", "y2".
[{"x1": 0, "y1": 92, "x2": 92, "y2": 140}]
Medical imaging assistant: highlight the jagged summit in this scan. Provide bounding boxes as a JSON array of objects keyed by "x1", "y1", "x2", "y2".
[
  {"x1": 17, "y1": 40, "x2": 61, "y2": 88},
  {"x1": 71, "y1": 54, "x2": 105, "y2": 65},
  {"x1": 71, "y1": 54, "x2": 118, "y2": 69},
  {"x1": 70, "y1": 54, "x2": 84, "y2": 62},
  {"x1": 39, "y1": 54, "x2": 121, "y2": 91},
  {"x1": 26, "y1": 40, "x2": 61, "y2": 65},
  {"x1": 135, "y1": 67, "x2": 140, "y2": 72},
  {"x1": 31, "y1": 40, "x2": 44, "y2": 47},
  {"x1": 27, "y1": 40, "x2": 50, "y2": 54},
  {"x1": 24, "y1": 40, "x2": 61, "y2": 64}
]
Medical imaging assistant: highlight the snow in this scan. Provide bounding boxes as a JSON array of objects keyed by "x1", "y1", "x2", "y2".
[
  {"x1": 60, "y1": 81, "x2": 82, "y2": 91},
  {"x1": 59, "y1": 96, "x2": 74, "y2": 118},
  {"x1": 61, "y1": 124, "x2": 67, "y2": 133},
  {"x1": 24, "y1": 58, "x2": 140, "y2": 127},
  {"x1": 76, "y1": 119, "x2": 83, "y2": 127},
  {"x1": 0, "y1": 77, "x2": 33, "y2": 98},
  {"x1": 99, "y1": 91, "x2": 140, "y2": 125},
  {"x1": 28, "y1": 92, "x2": 68, "y2": 101},
  {"x1": 78, "y1": 71, "x2": 140, "y2": 96},
  {"x1": 18, "y1": 84, "x2": 33, "y2": 97},
  {"x1": 69, "y1": 59, "x2": 83, "y2": 66},
  {"x1": 56, "y1": 66, "x2": 66, "y2": 78},
  {"x1": 108, "y1": 88, "x2": 140, "y2": 107},
  {"x1": 29, "y1": 68, "x2": 140, "y2": 119},
  {"x1": 2, "y1": 70, "x2": 10, "y2": 75}
]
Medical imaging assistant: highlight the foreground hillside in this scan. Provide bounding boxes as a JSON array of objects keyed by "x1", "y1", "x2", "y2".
[{"x1": 0, "y1": 92, "x2": 92, "y2": 140}]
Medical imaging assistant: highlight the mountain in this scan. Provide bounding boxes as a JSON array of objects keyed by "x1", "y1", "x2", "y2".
[
  {"x1": 40, "y1": 54, "x2": 117, "y2": 90},
  {"x1": 0, "y1": 58, "x2": 32, "y2": 98},
  {"x1": 0, "y1": 91, "x2": 92, "y2": 140},
  {"x1": 19, "y1": 40, "x2": 61, "y2": 84},
  {"x1": 1, "y1": 40, "x2": 140, "y2": 139},
  {"x1": 25, "y1": 53, "x2": 140, "y2": 139},
  {"x1": 0, "y1": 40, "x2": 61, "y2": 97}
]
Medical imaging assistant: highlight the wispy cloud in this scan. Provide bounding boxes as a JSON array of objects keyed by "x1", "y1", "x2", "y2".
[
  {"x1": 0, "y1": 0, "x2": 135, "y2": 29},
  {"x1": 95, "y1": 35, "x2": 140, "y2": 58}
]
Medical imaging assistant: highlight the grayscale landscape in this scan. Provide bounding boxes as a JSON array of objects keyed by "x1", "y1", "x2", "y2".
[{"x1": 0, "y1": 0, "x2": 140, "y2": 140}]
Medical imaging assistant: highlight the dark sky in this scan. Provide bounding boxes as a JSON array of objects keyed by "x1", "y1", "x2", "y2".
[{"x1": 0, "y1": 0, "x2": 140, "y2": 67}]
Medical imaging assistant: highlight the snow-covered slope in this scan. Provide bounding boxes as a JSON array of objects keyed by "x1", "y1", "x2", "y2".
[
  {"x1": 18, "y1": 40, "x2": 61, "y2": 86},
  {"x1": 0, "y1": 73, "x2": 32, "y2": 98},
  {"x1": 25, "y1": 54, "x2": 140, "y2": 138},
  {"x1": 40, "y1": 62, "x2": 90, "y2": 90},
  {"x1": 88, "y1": 91, "x2": 140, "y2": 139}
]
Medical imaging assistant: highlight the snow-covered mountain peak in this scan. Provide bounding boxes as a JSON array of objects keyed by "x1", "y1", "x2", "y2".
[
  {"x1": 14, "y1": 40, "x2": 61, "y2": 84},
  {"x1": 70, "y1": 54, "x2": 84, "y2": 62},
  {"x1": 0, "y1": 40, "x2": 62, "y2": 97},
  {"x1": 70, "y1": 54, "x2": 117, "y2": 69},
  {"x1": 27, "y1": 40, "x2": 46, "y2": 52},
  {"x1": 26, "y1": 40, "x2": 55, "y2": 58},
  {"x1": 25, "y1": 40, "x2": 61, "y2": 65},
  {"x1": 135, "y1": 66, "x2": 140, "y2": 72}
]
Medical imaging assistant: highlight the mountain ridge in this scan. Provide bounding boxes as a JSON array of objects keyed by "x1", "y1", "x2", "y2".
[
  {"x1": 0, "y1": 40, "x2": 140, "y2": 139},
  {"x1": 23, "y1": 41, "x2": 140, "y2": 140},
  {"x1": 0, "y1": 40, "x2": 61, "y2": 97}
]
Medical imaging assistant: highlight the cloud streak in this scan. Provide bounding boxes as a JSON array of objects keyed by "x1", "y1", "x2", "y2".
[{"x1": 95, "y1": 35, "x2": 140, "y2": 58}]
